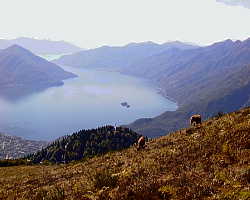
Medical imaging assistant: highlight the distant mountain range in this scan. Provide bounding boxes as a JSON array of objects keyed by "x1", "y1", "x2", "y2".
[
  {"x1": 53, "y1": 41, "x2": 198, "y2": 69},
  {"x1": 0, "y1": 45, "x2": 77, "y2": 100},
  {"x1": 0, "y1": 37, "x2": 82, "y2": 54},
  {"x1": 0, "y1": 132, "x2": 47, "y2": 159},
  {"x1": 54, "y1": 38, "x2": 250, "y2": 137},
  {"x1": 122, "y1": 39, "x2": 250, "y2": 103}
]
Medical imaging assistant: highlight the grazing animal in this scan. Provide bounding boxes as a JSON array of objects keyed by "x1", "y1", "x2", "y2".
[
  {"x1": 137, "y1": 136, "x2": 146, "y2": 150},
  {"x1": 190, "y1": 114, "x2": 202, "y2": 126}
]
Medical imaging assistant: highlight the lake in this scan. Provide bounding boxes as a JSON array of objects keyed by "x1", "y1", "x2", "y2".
[{"x1": 0, "y1": 64, "x2": 177, "y2": 141}]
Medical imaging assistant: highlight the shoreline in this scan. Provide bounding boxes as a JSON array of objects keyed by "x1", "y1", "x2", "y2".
[
  {"x1": 0, "y1": 65, "x2": 178, "y2": 142},
  {"x1": 119, "y1": 70, "x2": 179, "y2": 109},
  {"x1": 156, "y1": 86, "x2": 179, "y2": 106},
  {"x1": 71, "y1": 65, "x2": 180, "y2": 110}
]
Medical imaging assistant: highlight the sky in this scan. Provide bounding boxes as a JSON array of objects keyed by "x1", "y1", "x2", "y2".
[
  {"x1": 217, "y1": 0, "x2": 250, "y2": 8},
  {"x1": 0, "y1": 0, "x2": 250, "y2": 48}
]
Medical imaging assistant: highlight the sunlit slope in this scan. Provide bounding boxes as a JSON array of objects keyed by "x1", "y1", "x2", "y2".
[{"x1": 0, "y1": 107, "x2": 249, "y2": 200}]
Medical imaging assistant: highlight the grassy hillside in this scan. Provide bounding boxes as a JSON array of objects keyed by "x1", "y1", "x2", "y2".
[{"x1": 0, "y1": 107, "x2": 249, "y2": 200}]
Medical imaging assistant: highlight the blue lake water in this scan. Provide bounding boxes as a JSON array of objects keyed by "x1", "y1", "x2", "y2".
[{"x1": 0, "y1": 64, "x2": 177, "y2": 141}]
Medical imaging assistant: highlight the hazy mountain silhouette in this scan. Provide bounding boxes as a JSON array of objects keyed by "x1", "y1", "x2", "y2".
[
  {"x1": 53, "y1": 41, "x2": 198, "y2": 69},
  {"x1": 0, "y1": 45, "x2": 77, "y2": 100},
  {"x1": 0, "y1": 37, "x2": 82, "y2": 54}
]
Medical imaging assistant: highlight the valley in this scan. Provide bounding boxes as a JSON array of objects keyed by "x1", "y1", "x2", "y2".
[
  {"x1": 1, "y1": 1, "x2": 250, "y2": 199},
  {"x1": 2, "y1": 38, "x2": 250, "y2": 141},
  {"x1": 0, "y1": 61, "x2": 177, "y2": 141},
  {"x1": 53, "y1": 38, "x2": 250, "y2": 137}
]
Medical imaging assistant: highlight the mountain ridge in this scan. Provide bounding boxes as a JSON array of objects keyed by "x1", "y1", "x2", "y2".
[
  {"x1": 53, "y1": 41, "x2": 198, "y2": 69},
  {"x1": 124, "y1": 38, "x2": 250, "y2": 136},
  {"x1": 0, "y1": 37, "x2": 82, "y2": 54}
]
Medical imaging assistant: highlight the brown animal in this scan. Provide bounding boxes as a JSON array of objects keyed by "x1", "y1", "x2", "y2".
[
  {"x1": 190, "y1": 114, "x2": 202, "y2": 126},
  {"x1": 137, "y1": 136, "x2": 146, "y2": 150}
]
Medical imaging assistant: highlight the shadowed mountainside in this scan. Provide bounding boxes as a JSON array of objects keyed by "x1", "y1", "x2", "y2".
[
  {"x1": 0, "y1": 107, "x2": 249, "y2": 199},
  {"x1": 125, "y1": 38, "x2": 250, "y2": 136},
  {"x1": 124, "y1": 39, "x2": 250, "y2": 105},
  {"x1": 0, "y1": 45, "x2": 77, "y2": 100},
  {"x1": 127, "y1": 63, "x2": 250, "y2": 137}
]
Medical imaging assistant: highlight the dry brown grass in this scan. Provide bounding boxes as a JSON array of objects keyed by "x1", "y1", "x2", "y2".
[{"x1": 1, "y1": 108, "x2": 250, "y2": 200}]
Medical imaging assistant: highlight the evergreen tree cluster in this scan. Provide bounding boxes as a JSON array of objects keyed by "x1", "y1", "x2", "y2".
[
  {"x1": 27, "y1": 126, "x2": 141, "y2": 164},
  {"x1": 0, "y1": 159, "x2": 28, "y2": 167}
]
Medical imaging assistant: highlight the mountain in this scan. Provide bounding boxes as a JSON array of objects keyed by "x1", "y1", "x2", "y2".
[
  {"x1": 0, "y1": 133, "x2": 47, "y2": 160},
  {"x1": 26, "y1": 125, "x2": 141, "y2": 164},
  {"x1": 0, "y1": 45, "x2": 77, "y2": 99},
  {"x1": 0, "y1": 37, "x2": 82, "y2": 54},
  {"x1": 1, "y1": 107, "x2": 249, "y2": 199},
  {"x1": 162, "y1": 40, "x2": 199, "y2": 50},
  {"x1": 53, "y1": 38, "x2": 250, "y2": 137},
  {"x1": 53, "y1": 41, "x2": 198, "y2": 69},
  {"x1": 125, "y1": 38, "x2": 250, "y2": 136},
  {"x1": 125, "y1": 39, "x2": 250, "y2": 104}
]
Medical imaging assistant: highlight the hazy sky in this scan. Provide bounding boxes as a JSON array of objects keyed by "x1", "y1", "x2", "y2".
[
  {"x1": 217, "y1": 0, "x2": 250, "y2": 8},
  {"x1": 0, "y1": 0, "x2": 250, "y2": 48}
]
